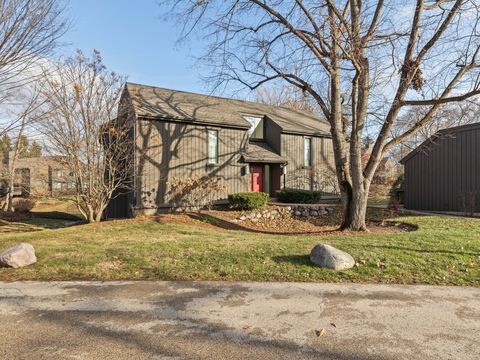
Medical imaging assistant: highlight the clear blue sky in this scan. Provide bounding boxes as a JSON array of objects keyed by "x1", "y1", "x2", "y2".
[{"x1": 65, "y1": 0, "x2": 208, "y2": 93}]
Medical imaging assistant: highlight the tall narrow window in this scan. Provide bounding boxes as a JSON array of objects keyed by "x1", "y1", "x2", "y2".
[
  {"x1": 207, "y1": 129, "x2": 218, "y2": 164},
  {"x1": 304, "y1": 137, "x2": 312, "y2": 167}
]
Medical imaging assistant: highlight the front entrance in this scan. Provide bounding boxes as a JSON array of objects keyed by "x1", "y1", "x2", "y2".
[{"x1": 249, "y1": 164, "x2": 264, "y2": 192}]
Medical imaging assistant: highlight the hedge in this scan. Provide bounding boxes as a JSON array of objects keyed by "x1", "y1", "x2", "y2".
[
  {"x1": 276, "y1": 188, "x2": 322, "y2": 204},
  {"x1": 228, "y1": 192, "x2": 269, "y2": 210}
]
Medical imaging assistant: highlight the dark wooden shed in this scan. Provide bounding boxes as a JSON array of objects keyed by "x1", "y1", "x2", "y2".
[{"x1": 400, "y1": 122, "x2": 480, "y2": 213}]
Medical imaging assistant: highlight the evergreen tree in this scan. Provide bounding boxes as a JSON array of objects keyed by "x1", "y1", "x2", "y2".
[
  {"x1": 0, "y1": 134, "x2": 12, "y2": 152},
  {"x1": 28, "y1": 140, "x2": 42, "y2": 157},
  {"x1": 15, "y1": 135, "x2": 30, "y2": 158}
]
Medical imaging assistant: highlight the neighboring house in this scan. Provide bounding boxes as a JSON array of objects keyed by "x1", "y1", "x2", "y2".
[
  {"x1": 361, "y1": 143, "x2": 400, "y2": 185},
  {"x1": 400, "y1": 122, "x2": 480, "y2": 213},
  {"x1": 0, "y1": 152, "x2": 75, "y2": 197},
  {"x1": 106, "y1": 82, "x2": 335, "y2": 218}
]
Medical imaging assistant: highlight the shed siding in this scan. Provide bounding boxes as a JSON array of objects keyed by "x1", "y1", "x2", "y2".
[
  {"x1": 281, "y1": 134, "x2": 335, "y2": 191},
  {"x1": 404, "y1": 127, "x2": 480, "y2": 212},
  {"x1": 135, "y1": 119, "x2": 248, "y2": 210}
]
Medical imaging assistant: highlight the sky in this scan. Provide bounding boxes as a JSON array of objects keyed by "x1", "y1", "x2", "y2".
[{"x1": 65, "y1": 0, "x2": 208, "y2": 94}]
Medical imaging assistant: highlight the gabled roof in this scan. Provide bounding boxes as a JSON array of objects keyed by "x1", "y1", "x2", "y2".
[
  {"x1": 125, "y1": 82, "x2": 330, "y2": 137},
  {"x1": 242, "y1": 142, "x2": 288, "y2": 164},
  {"x1": 400, "y1": 122, "x2": 480, "y2": 164}
]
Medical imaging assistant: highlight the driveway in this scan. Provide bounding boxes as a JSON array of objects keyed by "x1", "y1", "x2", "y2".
[{"x1": 0, "y1": 281, "x2": 478, "y2": 359}]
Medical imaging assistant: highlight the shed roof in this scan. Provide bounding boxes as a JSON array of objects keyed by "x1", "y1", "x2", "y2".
[
  {"x1": 125, "y1": 82, "x2": 330, "y2": 137},
  {"x1": 400, "y1": 122, "x2": 480, "y2": 164},
  {"x1": 242, "y1": 142, "x2": 288, "y2": 164}
]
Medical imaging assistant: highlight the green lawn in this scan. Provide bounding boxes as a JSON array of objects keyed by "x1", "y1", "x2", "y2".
[{"x1": 0, "y1": 213, "x2": 479, "y2": 286}]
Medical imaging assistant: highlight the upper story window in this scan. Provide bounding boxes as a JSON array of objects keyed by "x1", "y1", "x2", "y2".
[
  {"x1": 304, "y1": 137, "x2": 312, "y2": 167},
  {"x1": 244, "y1": 116, "x2": 264, "y2": 140},
  {"x1": 207, "y1": 129, "x2": 218, "y2": 164}
]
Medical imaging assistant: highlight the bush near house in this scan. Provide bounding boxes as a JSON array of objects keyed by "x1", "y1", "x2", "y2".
[
  {"x1": 168, "y1": 176, "x2": 228, "y2": 210},
  {"x1": 13, "y1": 198, "x2": 36, "y2": 213},
  {"x1": 228, "y1": 192, "x2": 269, "y2": 210},
  {"x1": 276, "y1": 188, "x2": 322, "y2": 204}
]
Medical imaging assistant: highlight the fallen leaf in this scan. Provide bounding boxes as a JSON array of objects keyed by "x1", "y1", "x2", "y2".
[
  {"x1": 330, "y1": 322, "x2": 337, "y2": 328},
  {"x1": 315, "y1": 328, "x2": 326, "y2": 337}
]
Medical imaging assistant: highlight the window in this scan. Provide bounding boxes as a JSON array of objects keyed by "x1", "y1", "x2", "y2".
[
  {"x1": 244, "y1": 116, "x2": 264, "y2": 140},
  {"x1": 52, "y1": 181, "x2": 62, "y2": 190},
  {"x1": 207, "y1": 129, "x2": 218, "y2": 164},
  {"x1": 304, "y1": 138, "x2": 312, "y2": 167}
]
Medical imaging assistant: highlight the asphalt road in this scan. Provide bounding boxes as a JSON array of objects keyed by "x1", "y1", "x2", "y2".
[{"x1": 0, "y1": 281, "x2": 478, "y2": 359}]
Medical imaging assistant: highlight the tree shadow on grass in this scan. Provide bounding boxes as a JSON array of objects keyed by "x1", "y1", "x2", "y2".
[{"x1": 31, "y1": 211, "x2": 83, "y2": 221}]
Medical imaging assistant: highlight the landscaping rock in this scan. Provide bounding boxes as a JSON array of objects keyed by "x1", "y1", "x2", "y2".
[
  {"x1": 310, "y1": 210, "x2": 319, "y2": 217},
  {"x1": 294, "y1": 210, "x2": 302, "y2": 216},
  {"x1": 0, "y1": 243, "x2": 37, "y2": 268},
  {"x1": 310, "y1": 244, "x2": 355, "y2": 270},
  {"x1": 301, "y1": 210, "x2": 309, "y2": 217}
]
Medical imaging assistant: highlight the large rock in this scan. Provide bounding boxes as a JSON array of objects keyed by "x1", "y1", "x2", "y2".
[
  {"x1": 310, "y1": 244, "x2": 354, "y2": 270},
  {"x1": 0, "y1": 243, "x2": 37, "y2": 268}
]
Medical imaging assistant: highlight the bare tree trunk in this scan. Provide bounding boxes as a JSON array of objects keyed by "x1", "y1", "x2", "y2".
[
  {"x1": 340, "y1": 181, "x2": 370, "y2": 231},
  {"x1": 6, "y1": 119, "x2": 26, "y2": 212},
  {"x1": 5, "y1": 172, "x2": 15, "y2": 212}
]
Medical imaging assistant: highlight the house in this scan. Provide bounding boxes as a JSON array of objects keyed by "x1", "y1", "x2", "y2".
[
  {"x1": 106, "y1": 83, "x2": 335, "y2": 218},
  {"x1": 400, "y1": 122, "x2": 480, "y2": 213},
  {"x1": 0, "y1": 152, "x2": 75, "y2": 197},
  {"x1": 361, "y1": 141, "x2": 400, "y2": 185}
]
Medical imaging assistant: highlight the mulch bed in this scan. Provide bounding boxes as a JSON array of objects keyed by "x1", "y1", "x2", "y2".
[{"x1": 150, "y1": 206, "x2": 414, "y2": 235}]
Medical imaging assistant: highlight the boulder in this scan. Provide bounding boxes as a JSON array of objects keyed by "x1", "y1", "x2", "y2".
[
  {"x1": 0, "y1": 243, "x2": 37, "y2": 268},
  {"x1": 310, "y1": 244, "x2": 354, "y2": 270}
]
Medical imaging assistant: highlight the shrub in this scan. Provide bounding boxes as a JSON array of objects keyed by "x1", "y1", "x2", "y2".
[
  {"x1": 389, "y1": 174, "x2": 404, "y2": 195},
  {"x1": 228, "y1": 192, "x2": 269, "y2": 210},
  {"x1": 276, "y1": 188, "x2": 322, "y2": 204},
  {"x1": 13, "y1": 198, "x2": 36, "y2": 213},
  {"x1": 168, "y1": 176, "x2": 228, "y2": 210}
]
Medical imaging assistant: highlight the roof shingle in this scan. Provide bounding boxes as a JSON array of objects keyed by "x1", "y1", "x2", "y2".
[{"x1": 126, "y1": 82, "x2": 330, "y2": 136}]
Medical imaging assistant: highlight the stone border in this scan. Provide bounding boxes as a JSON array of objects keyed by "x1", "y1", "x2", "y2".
[{"x1": 234, "y1": 205, "x2": 334, "y2": 223}]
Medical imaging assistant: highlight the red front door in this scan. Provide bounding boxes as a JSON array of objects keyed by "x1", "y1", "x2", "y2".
[{"x1": 250, "y1": 164, "x2": 264, "y2": 192}]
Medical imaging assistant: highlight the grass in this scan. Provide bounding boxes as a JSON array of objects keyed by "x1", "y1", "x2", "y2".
[
  {"x1": 0, "y1": 211, "x2": 479, "y2": 286},
  {"x1": 32, "y1": 197, "x2": 83, "y2": 218}
]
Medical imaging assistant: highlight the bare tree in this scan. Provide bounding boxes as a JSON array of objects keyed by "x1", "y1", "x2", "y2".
[
  {"x1": 255, "y1": 84, "x2": 319, "y2": 112},
  {"x1": 37, "y1": 50, "x2": 132, "y2": 222},
  {"x1": 392, "y1": 100, "x2": 480, "y2": 160},
  {"x1": 1, "y1": 86, "x2": 42, "y2": 211},
  {"x1": 165, "y1": 0, "x2": 480, "y2": 230},
  {"x1": 0, "y1": 0, "x2": 67, "y2": 135}
]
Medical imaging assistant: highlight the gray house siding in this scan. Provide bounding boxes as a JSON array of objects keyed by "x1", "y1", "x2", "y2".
[
  {"x1": 281, "y1": 134, "x2": 335, "y2": 191},
  {"x1": 105, "y1": 83, "x2": 335, "y2": 217},
  {"x1": 265, "y1": 117, "x2": 282, "y2": 153},
  {"x1": 135, "y1": 119, "x2": 248, "y2": 211},
  {"x1": 403, "y1": 124, "x2": 480, "y2": 212}
]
